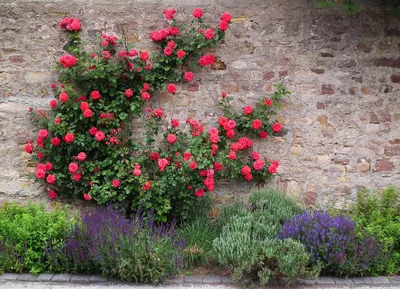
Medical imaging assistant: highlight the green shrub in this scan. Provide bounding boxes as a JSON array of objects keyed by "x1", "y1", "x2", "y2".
[
  {"x1": 212, "y1": 188, "x2": 316, "y2": 285},
  {"x1": 0, "y1": 202, "x2": 74, "y2": 274},
  {"x1": 350, "y1": 185, "x2": 400, "y2": 274}
]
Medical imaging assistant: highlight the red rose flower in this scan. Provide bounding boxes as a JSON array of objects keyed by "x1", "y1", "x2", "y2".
[
  {"x1": 218, "y1": 20, "x2": 229, "y2": 31},
  {"x1": 45, "y1": 162, "x2": 53, "y2": 171},
  {"x1": 46, "y1": 174, "x2": 56, "y2": 184},
  {"x1": 59, "y1": 91, "x2": 69, "y2": 102},
  {"x1": 204, "y1": 177, "x2": 215, "y2": 191},
  {"x1": 183, "y1": 152, "x2": 191, "y2": 161},
  {"x1": 145, "y1": 62, "x2": 152, "y2": 70},
  {"x1": 83, "y1": 193, "x2": 92, "y2": 201},
  {"x1": 60, "y1": 54, "x2": 77, "y2": 68},
  {"x1": 204, "y1": 28, "x2": 214, "y2": 39},
  {"x1": 167, "y1": 40, "x2": 175, "y2": 49},
  {"x1": 164, "y1": 46, "x2": 173, "y2": 56},
  {"x1": 80, "y1": 101, "x2": 89, "y2": 110},
  {"x1": 163, "y1": 8, "x2": 176, "y2": 19},
  {"x1": 140, "y1": 51, "x2": 150, "y2": 61},
  {"x1": 259, "y1": 131, "x2": 268, "y2": 139},
  {"x1": 158, "y1": 158, "x2": 169, "y2": 171},
  {"x1": 54, "y1": 117, "x2": 61, "y2": 124},
  {"x1": 150, "y1": 152, "x2": 160, "y2": 160},
  {"x1": 83, "y1": 109, "x2": 93, "y2": 118},
  {"x1": 37, "y1": 151, "x2": 45, "y2": 159},
  {"x1": 220, "y1": 12, "x2": 232, "y2": 22},
  {"x1": 272, "y1": 122, "x2": 282, "y2": 133},
  {"x1": 167, "y1": 83, "x2": 176, "y2": 93},
  {"x1": 170, "y1": 26, "x2": 179, "y2": 35},
  {"x1": 125, "y1": 89, "x2": 133, "y2": 98},
  {"x1": 143, "y1": 181, "x2": 151, "y2": 191},
  {"x1": 132, "y1": 164, "x2": 141, "y2": 176},
  {"x1": 198, "y1": 54, "x2": 215, "y2": 66},
  {"x1": 89, "y1": 127, "x2": 98, "y2": 136},
  {"x1": 228, "y1": 150, "x2": 236, "y2": 160},
  {"x1": 69, "y1": 162, "x2": 79, "y2": 173},
  {"x1": 36, "y1": 169, "x2": 46, "y2": 179},
  {"x1": 213, "y1": 162, "x2": 223, "y2": 171},
  {"x1": 38, "y1": 129, "x2": 48, "y2": 139},
  {"x1": 226, "y1": 129, "x2": 235, "y2": 138},
  {"x1": 143, "y1": 83, "x2": 150, "y2": 91},
  {"x1": 193, "y1": 8, "x2": 203, "y2": 18},
  {"x1": 253, "y1": 159, "x2": 265, "y2": 170},
  {"x1": 50, "y1": 100, "x2": 57, "y2": 108},
  {"x1": 244, "y1": 174, "x2": 253, "y2": 182},
  {"x1": 252, "y1": 119, "x2": 262, "y2": 130},
  {"x1": 189, "y1": 161, "x2": 197, "y2": 170},
  {"x1": 241, "y1": 166, "x2": 251, "y2": 176},
  {"x1": 25, "y1": 142, "x2": 33, "y2": 154},
  {"x1": 194, "y1": 189, "x2": 205, "y2": 197},
  {"x1": 252, "y1": 151, "x2": 261, "y2": 160},
  {"x1": 112, "y1": 179, "x2": 120, "y2": 187},
  {"x1": 199, "y1": 170, "x2": 207, "y2": 177},
  {"x1": 268, "y1": 164, "x2": 278, "y2": 174},
  {"x1": 177, "y1": 50, "x2": 186, "y2": 59},
  {"x1": 91, "y1": 90, "x2": 100, "y2": 100},
  {"x1": 170, "y1": 119, "x2": 179, "y2": 127},
  {"x1": 48, "y1": 190, "x2": 57, "y2": 199},
  {"x1": 264, "y1": 98, "x2": 273, "y2": 106},
  {"x1": 51, "y1": 137, "x2": 61, "y2": 146},
  {"x1": 101, "y1": 51, "x2": 111, "y2": 59},
  {"x1": 221, "y1": 92, "x2": 227, "y2": 98},
  {"x1": 95, "y1": 131, "x2": 105, "y2": 141},
  {"x1": 166, "y1": 134, "x2": 177, "y2": 144},
  {"x1": 77, "y1": 152, "x2": 86, "y2": 161},
  {"x1": 64, "y1": 133, "x2": 75, "y2": 143},
  {"x1": 73, "y1": 173, "x2": 81, "y2": 181},
  {"x1": 141, "y1": 92, "x2": 150, "y2": 101},
  {"x1": 210, "y1": 134, "x2": 219, "y2": 143},
  {"x1": 243, "y1": 105, "x2": 253, "y2": 115},
  {"x1": 184, "y1": 72, "x2": 194, "y2": 82}
]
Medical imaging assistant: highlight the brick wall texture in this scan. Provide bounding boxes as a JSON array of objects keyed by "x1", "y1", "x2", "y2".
[{"x1": 0, "y1": 0, "x2": 399, "y2": 208}]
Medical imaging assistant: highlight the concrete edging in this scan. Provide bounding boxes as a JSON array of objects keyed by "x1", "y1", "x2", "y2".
[{"x1": 0, "y1": 273, "x2": 399, "y2": 286}]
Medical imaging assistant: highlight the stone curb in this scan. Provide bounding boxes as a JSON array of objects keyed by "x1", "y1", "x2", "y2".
[{"x1": 0, "y1": 273, "x2": 396, "y2": 286}]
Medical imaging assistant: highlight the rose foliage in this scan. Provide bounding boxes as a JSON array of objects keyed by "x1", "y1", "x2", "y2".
[{"x1": 26, "y1": 10, "x2": 288, "y2": 221}]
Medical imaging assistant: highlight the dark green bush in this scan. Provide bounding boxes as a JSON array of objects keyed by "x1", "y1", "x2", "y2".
[
  {"x1": 212, "y1": 188, "x2": 317, "y2": 285},
  {"x1": 350, "y1": 185, "x2": 400, "y2": 274},
  {"x1": 0, "y1": 202, "x2": 74, "y2": 274}
]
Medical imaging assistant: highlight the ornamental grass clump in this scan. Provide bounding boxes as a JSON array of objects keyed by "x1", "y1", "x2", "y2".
[
  {"x1": 24, "y1": 7, "x2": 288, "y2": 222},
  {"x1": 278, "y1": 211, "x2": 392, "y2": 277},
  {"x1": 46, "y1": 207, "x2": 186, "y2": 284}
]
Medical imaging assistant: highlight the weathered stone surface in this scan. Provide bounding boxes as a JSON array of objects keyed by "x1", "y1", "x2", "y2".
[{"x1": 0, "y1": 0, "x2": 399, "y2": 210}]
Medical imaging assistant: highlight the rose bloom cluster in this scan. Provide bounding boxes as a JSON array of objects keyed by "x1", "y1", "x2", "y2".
[{"x1": 26, "y1": 8, "x2": 283, "y2": 206}]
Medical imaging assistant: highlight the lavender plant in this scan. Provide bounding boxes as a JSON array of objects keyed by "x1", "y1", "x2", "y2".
[
  {"x1": 278, "y1": 211, "x2": 392, "y2": 277},
  {"x1": 46, "y1": 207, "x2": 186, "y2": 284}
]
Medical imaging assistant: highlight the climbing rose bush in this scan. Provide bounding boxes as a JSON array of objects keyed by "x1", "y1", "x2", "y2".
[{"x1": 25, "y1": 8, "x2": 287, "y2": 221}]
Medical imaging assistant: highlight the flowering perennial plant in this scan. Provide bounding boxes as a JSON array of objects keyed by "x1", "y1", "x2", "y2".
[
  {"x1": 278, "y1": 211, "x2": 392, "y2": 276},
  {"x1": 25, "y1": 8, "x2": 286, "y2": 221}
]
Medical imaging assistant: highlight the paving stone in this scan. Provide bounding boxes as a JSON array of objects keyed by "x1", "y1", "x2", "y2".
[
  {"x1": 316, "y1": 277, "x2": 335, "y2": 285},
  {"x1": 297, "y1": 278, "x2": 317, "y2": 285},
  {"x1": 0, "y1": 273, "x2": 20, "y2": 281},
  {"x1": 202, "y1": 275, "x2": 222, "y2": 284},
  {"x1": 167, "y1": 276, "x2": 183, "y2": 284},
  {"x1": 221, "y1": 276, "x2": 234, "y2": 284},
  {"x1": 389, "y1": 276, "x2": 400, "y2": 284},
  {"x1": 36, "y1": 274, "x2": 55, "y2": 282},
  {"x1": 17, "y1": 274, "x2": 37, "y2": 281},
  {"x1": 334, "y1": 277, "x2": 354, "y2": 285},
  {"x1": 70, "y1": 275, "x2": 91, "y2": 284},
  {"x1": 52, "y1": 274, "x2": 72, "y2": 282},
  {"x1": 184, "y1": 276, "x2": 203, "y2": 283},
  {"x1": 352, "y1": 277, "x2": 373, "y2": 285},
  {"x1": 370, "y1": 276, "x2": 391, "y2": 285},
  {"x1": 89, "y1": 275, "x2": 108, "y2": 282}
]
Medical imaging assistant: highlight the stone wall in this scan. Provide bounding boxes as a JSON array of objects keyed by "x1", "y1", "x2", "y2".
[{"x1": 0, "y1": 0, "x2": 399, "y2": 208}]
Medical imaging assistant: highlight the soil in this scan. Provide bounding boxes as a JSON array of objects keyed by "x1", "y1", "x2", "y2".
[{"x1": 181, "y1": 264, "x2": 232, "y2": 277}]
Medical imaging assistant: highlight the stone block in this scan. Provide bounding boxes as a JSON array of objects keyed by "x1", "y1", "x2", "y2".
[
  {"x1": 184, "y1": 276, "x2": 203, "y2": 283},
  {"x1": 352, "y1": 277, "x2": 372, "y2": 285},
  {"x1": 89, "y1": 275, "x2": 107, "y2": 282},
  {"x1": 0, "y1": 273, "x2": 19, "y2": 281},
  {"x1": 221, "y1": 276, "x2": 234, "y2": 284},
  {"x1": 203, "y1": 275, "x2": 222, "y2": 284},
  {"x1": 334, "y1": 277, "x2": 354, "y2": 285},
  {"x1": 17, "y1": 274, "x2": 37, "y2": 281},
  {"x1": 36, "y1": 274, "x2": 54, "y2": 282},
  {"x1": 389, "y1": 276, "x2": 400, "y2": 284},
  {"x1": 370, "y1": 276, "x2": 391, "y2": 285},
  {"x1": 316, "y1": 277, "x2": 335, "y2": 285},
  {"x1": 52, "y1": 274, "x2": 72, "y2": 282},
  {"x1": 375, "y1": 159, "x2": 395, "y2": 172},
  {"x1": 167, "y1": 276, "x2": 183, "y2": 284},
  {"x1": 70, "y1": 275, "x2": 91, "y2": 284}
]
